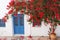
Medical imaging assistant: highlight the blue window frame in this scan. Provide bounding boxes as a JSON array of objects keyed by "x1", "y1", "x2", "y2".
[
  {"x1": 0, "y1": 19, "x2": 5, "y2": 27},
  {"x1": 13, "y1": 14, "x2": 24, "y2": 34}
]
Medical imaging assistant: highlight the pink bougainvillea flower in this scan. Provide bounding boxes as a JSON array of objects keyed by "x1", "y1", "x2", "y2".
[
  {"x1": 39, "y1": 12, "x2": 44, "y2": 19},
  {"x1": 28, "y1": 35, "x2": 32, "y2": 38},
  {"x1": 53, "y1": 0, "x2": 57, "y2": 2},
  {"x1": 2, "y1": 16, "x2": 7, "y2": 22},
  {"x1": 55, "y1": 13, "x2": 60, "y2": 20},
  {"x1": 9, "y1": 1, "x2": 15, "y2": 6},
  {"x1": 8, "y1": 9, "x2": 13, "y2": 14}
]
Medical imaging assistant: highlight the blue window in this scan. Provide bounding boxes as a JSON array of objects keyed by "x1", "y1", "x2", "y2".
[
  {"x1": 0, "y1": 19, "x2": 5, "y2": 27},
  {"x1": 13, "y1": 14, "x2": 24, "y2": 34}
]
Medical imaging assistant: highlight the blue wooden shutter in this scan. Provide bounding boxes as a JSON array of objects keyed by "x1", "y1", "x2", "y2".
[{"x1": 0, "y1": 19, "x2": 5, "y2": 27}]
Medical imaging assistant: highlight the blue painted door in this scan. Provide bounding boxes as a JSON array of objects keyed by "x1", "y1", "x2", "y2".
[{"x1": 13, "y1": 14, "x2": 24, "y2": 34}]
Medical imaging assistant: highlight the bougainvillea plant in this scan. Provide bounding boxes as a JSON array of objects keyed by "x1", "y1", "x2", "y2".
[{"x1": 2, "y1": 0, "x2": 60, "y2": 33}]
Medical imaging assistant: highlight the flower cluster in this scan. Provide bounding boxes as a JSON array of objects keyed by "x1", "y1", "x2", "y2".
[{"x1": 3, "y1": 0, "x2": 60, "y2": 27}]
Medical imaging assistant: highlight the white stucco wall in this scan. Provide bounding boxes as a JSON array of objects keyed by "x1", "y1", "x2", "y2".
[
  {"x1": 0, "y1": 0, "x2": 13, "y2": 36},
  {"x1": 24, "y1": 15, "x2": 60, "y2": 36},
  {"x1": 0, "y1": 18, "x2": 13, "y2": 36},
  {"x1": 0, "y1": 14, "x2": 60, "y2": 36}
]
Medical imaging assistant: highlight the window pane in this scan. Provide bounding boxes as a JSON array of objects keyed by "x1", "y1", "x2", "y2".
[
  {"x1": 20, "y1": 14, "x2": 24, "y2": 26},
  {"x1": 14, "y1": 16, "x2": 18, "y2": 26}
]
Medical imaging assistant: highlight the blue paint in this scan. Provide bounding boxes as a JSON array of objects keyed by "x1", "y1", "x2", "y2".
[
  {"x1": 13, "y1": 14, "x2": 24, "y2": 34},
  {"x1": 0, "y1": 19, "x2": 5, "y2": 27}
]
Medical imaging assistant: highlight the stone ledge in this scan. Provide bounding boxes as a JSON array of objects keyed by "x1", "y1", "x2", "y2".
[{"x1": 0, "y1": 36, "x2": 60, "y2": 40}]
